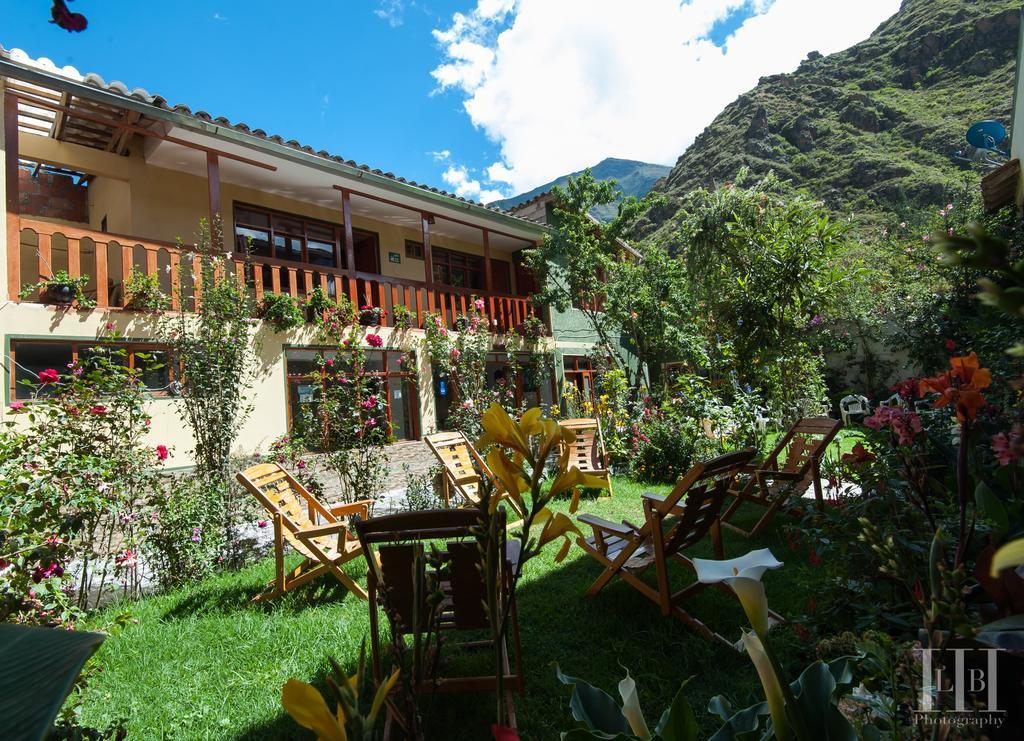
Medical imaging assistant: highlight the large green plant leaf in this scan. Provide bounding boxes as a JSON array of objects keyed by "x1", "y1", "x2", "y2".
[
  {"x1": 977, "y1": 615, "x2": 1024, "y2": 652},
  {"x1": 0, "y1": 624, "x2": 106, "y2": 740},
  {"x1": 975, "y1": 482, "x2": 1009, "y2": 534},
  {"x1": 556, "y1": 664, "x2": 633, "y2": 735},
  {"x1": 654, "y1": 680, "x2": 698, "y2": 741},
  {"x1": 788, "y1": 660, "x2": 857, "y2": 741},
  {"x1": 708, "y1": 695, "x2": 768, "y2": 740}
]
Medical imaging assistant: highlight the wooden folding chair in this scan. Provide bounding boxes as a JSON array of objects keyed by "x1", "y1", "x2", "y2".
[
  {"x1": 576, "y1": 449, "x2": 770, "y2": 650},
  {"x1": 424, "y1": 431, "x2": 525, "y2": 518},
  {"x1": 558, "y1": 418, "x2": 614, "y2": 497},
  {"x1": 720, "y1": 416, "x2": 842, "y2": 538},
  {"x1": 236, "y1": 462, "x2": 372, "y2": 601},
  {"x1": 355, "y1": 509, "x2": 524, "y2": 731}
]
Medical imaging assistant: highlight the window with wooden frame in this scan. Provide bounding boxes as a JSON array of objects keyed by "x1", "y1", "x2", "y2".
[
  {"x1": 9, "y1": 340, "x2": 173, "y2": 400},
  {"x1": 285, "y1": 348, "x2": 419, "y2": 441},
  {"x1": 562, "y1": 355, "x2": 598, "y2": 403},
  {"x1": 432, "y1": 246, "x2": 486, "y2": 290},
  {"x1": 404, "y1": 240, "x2": 424, "y2": 259},
  {"x1": 233, "y1": 203, "x2": 343, "y2": 269}
]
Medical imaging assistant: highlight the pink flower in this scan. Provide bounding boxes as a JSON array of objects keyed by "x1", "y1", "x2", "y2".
[
  {"x1": 257, "y1": 520, "x2": 268, "y2": 529},
  {"x1": 115, "y1": 549, "x2": 138, "y2": 569},
  {"x1": 992, "y1": 432, "x2": 1021, "y2": 466},
  {"x1": 105, "y1": 322, "x2": 114, "y2": 331},
  {"x1": 474, "y1": 298, "x2": 485, "y2": 311},
  {"x1": 450, "y1": 348, "x2": 461, "y2": 361},
  {"x1": 38, "y1": 368, "x2": 59, "y2": 384},
  {"x1": 191, "y1": 527, "x2": 202, "y2": 543},
  {"x1": 155, "y1": 444, "x2": 169, "y2": 461},
  {"x1": 89, "y1": 405, "x2": 108, "y2": 415},
  {"x1": 360, "y1": 395, "x2": 378, "y2": 410},
  {"x1": 297, "y1": 459, "x2": 307, "y2": 470},
  {"x1": 366, "y1": 333, "x2": 383, "y2": 348},
  {"x1": 9, "y1": 401, "x2": 25, "y2": 410},
  {"x1": 326, "y1": 358, "x2": 334, "y2": 367},
  {"x1": 364, "y1": 417, "x2": 378, "y2": 427},
  {"x1": 945, "y1": 339, "x2": 956, "y2": 351},
  {"x1": 31, "y1": 562, "x2": 64, "y2": 583}
]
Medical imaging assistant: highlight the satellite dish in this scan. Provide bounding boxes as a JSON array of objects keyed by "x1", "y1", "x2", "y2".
[{"x1": 966, "y1": 120, "x2": 1007, "y2": 152}]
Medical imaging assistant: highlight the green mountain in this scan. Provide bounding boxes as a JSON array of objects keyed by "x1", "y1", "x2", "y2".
[
  {"x1": 491, "y1": 157, "x2": 671, "y2": 221},
  {"x1": 634, "y1": 0, "x2": 1020, "y2": 241}
]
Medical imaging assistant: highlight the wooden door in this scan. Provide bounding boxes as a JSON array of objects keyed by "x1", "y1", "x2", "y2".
[
  {"x1": 353, "y1": 229, "x2": 380, "y2": 274},
  {"x1": 490, "y1": 259, "x2": 512, "y2": 293}
]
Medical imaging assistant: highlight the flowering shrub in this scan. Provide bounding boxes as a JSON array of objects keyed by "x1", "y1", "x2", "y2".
[
  {"x1": 0, "y1": 347, "x2": 164, "y2": 623},
  {"x1": 162, "y1": 219, "x2": 256, "y2": 558},
  {"x1": 358, "y1": 304, "x2": 385, "y2": 326},
  {"x1": 391, "y1": 303, "x2": 415, "y2": 329},
  {"x1": 423, "y1": 301, "x2": 492, "y2": 437},
  {"x1": 143, "y1": 475, "x2": 225, "y2": 589},
  {"x1": 295, "y1": 317, "x2": 389, "y2": 504}
]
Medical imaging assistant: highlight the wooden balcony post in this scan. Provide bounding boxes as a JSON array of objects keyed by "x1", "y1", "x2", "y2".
[
  {"x1": 206, "y1": 151, "x2": 222, "y2": 250},
  {"x1": 421, "y1": 213, "x2": 435, "y2": 313},
  {"x1": 5, "y1": 92, "x2": 21, "y2": 301},
  {"x1": 341, "y1": 188, "x2": 357, "y2": 303},
  {"x1": 482, "y1": 227, "x2": 493, "y2": 293}
]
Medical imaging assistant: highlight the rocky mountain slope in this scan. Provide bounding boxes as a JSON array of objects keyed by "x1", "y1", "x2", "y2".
[
  {"x1": 634, "y1": 0, "x2": 1020, "y2": 241},
  {"x1": 491, "y1": 157, "x2": 670, "y2": 221}
]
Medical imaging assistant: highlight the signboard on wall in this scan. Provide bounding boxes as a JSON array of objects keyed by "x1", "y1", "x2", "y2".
[{"x1": 389, "y1": 252, "x2": 401, "y2": 264}]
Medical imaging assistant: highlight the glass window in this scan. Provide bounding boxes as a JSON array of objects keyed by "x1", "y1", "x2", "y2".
[
  {"x1": 235, "y1": 227, "x2": 271, "y2": 258},
  {"x1": 274, "y1": 234, "x2": 303, "y2": 262},
  {"x1": 284, "y1": 349, "x2": 419, "y2": 441},
  {"x1": 235, "y1": 207, "x2": 270, "y2": 228},
  {"x1": 13, "y1": 343, "x2": 73, "y2": 399},
  {"x1": 307, "y1": 239, "x2": 336, "y2": 267},
  {"x1": 11, "y1": 341, "x2": 173, "y2": 400}
]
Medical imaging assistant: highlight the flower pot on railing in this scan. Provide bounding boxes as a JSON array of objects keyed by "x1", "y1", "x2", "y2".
[
  {"x1": 45, "y1": 283, "x2": 77, "y2": 305},
  {"x1": 358, "y1": 306, "x2": 385, "y2": 326}
]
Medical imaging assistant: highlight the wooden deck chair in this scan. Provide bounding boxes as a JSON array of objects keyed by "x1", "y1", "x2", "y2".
[
  {"x1": 558, "y1": 418, "x2": 614, "y2": 498},
  {"x1": 355, "y1": 509, "x2": 524, "y2": 731},
  {"x1": 424, "y1": 431, "x2": 525, "y2": 518},
  {"x1": 720, "y1": 416, "x2": 842, "y2": 538},
  {"x1": 236, "y1": 463, "x2": 372, "y2": 601},
  {"x1": 577, "y1": 449, "x2": 769, "y2": 650}
]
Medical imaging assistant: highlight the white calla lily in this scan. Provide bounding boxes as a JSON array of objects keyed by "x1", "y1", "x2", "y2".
[
  {"x1": 617, "y1": 670, "x2": 651, "y2": 740},
  {"x1": 692, "y1": 548, "x2": 783, "y2": 637}
]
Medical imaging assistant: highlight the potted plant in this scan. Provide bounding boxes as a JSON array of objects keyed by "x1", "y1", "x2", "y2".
[
  {"x1": 260, "y1": 293, "x2": 305, "y2": 332},
  {"x1": 124, "y1": 268, "x2": 169, "y2": 312},
  {"x1": 392, "y1": 304, "x2": 414, "y2": 329},
  {"x1": 21, "y1": 270, "x2": 95, "y2": 308},
  {"x1": 304, "y1": 286, "x2": 334, "y2": 321},
  {"x1": 358, "y1": 304, "x2": 385, "y2": 326},
  {"x1": 520, "y1": 315, "x2": 547, "y2": 342}
]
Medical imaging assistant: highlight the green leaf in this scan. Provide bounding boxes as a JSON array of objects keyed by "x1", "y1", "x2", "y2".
[
  {"x1": 561, "y1": 730, "x2": 636, "y2": 741},
  {"x1": 556, "y1": 664, "x2": 632, "y2": 735},
  {"x1": 974, "y1": 482, "x2": 1009, "y2": 534},
  {"x1": 789, "y1": 660, "x2": 857, "y2": 741},
  {"x1": 0, "y1": 624, "x2": 106, "y2": 740},
  {"x1": 708, "y1": 698, "x2": 768, "y2": 741},
  {"x1": 654, "y1": 679, "x2": 699, "y2": 741}
]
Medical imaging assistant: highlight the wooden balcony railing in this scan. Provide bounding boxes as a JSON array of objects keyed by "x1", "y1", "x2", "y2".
[{"x1": 11, "y1": 219, "x2": 540, "y2": 332}]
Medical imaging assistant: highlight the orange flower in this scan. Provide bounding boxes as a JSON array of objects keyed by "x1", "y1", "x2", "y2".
[{"x1": 918, "y1": 352, "x2": 990, "y2": 422}]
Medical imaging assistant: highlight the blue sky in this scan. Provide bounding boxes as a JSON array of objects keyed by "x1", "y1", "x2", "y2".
[{"x1": 1, "y1": 1, "x2": 900, "y2": 202}]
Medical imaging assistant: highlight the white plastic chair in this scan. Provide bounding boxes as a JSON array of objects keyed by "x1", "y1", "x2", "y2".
[
  {"x1": 878, "y1": 393, "x2": 904, "y2": 409},
  {"x1": 839, "y1": 394, "x2": 870, "y2": 426}
]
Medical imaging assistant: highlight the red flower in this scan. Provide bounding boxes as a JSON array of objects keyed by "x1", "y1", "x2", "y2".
[
  {"x1": 793, "y1": 624, "x2": 811, "y2": 641},
  {"x1": 366, "y1": 333, "x2": 383, "y2": 348},
  {"x1": 945, "y1": 339, "x2": 956, "y2": 351},
  {"x1": 841, "y1": 442, "x2": 876, "y2": 466},
  {"x1": 9, "y1": 401, "x2": 25, "y2": 411},
  {"x1": 257, "y1": 520, "x2": 268, "y2": 529},
  {"x1": 992, "y1": 430, "x2": 1022, "y2": 466},
  {"x1": 89, "y1": 405, "x2": 108, "y2": 415},
  {"x1": 50, "y1": 1, "x2": 88, "y2": 33},
  {"x1": 38, "y1": 368, "x2": 59, "y2": 384},
  {"x1": 492, "y1": 725, "x2": 519, "y2": 741},
  {"x1": 155, "y1": 444, "x2": 169, "y2": 461},
  {"x1": 919, "y1": 352, "x2": 990, "y2": 422},
  {"x1": 807, "y1": 549, "x2": 821, "y2": 567}
]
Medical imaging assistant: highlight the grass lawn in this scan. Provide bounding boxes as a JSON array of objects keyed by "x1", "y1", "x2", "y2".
[{"x1": 76, "y1": 466, "x2": 840, "y2": 740}]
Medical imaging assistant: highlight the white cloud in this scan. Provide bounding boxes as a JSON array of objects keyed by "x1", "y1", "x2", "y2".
[
  {"x1": 212, "y1": 12, "x2": 227, "y2": 21},
  {"x1": 442, "y1": 164, "x2": 507, "y2": 203},
  {"x1": 375, "y1": 0, "x2": 405, "y2": 28},
  {"x1": 431, "y1": 0, "x2": 901, "y2": 194},
  {"x1": 429, "y1": 149, "x2": 452, "y2": 161}
]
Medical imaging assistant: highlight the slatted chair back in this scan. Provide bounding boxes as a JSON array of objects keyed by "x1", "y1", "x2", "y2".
[
  {"x1": 559, "y1": 418, "x2": 608, "y2": 473},
  {"x1": 765, "y1": 417, "x2": 842, "y2": 479},
  {"x1": 654, "y1": 450, "x2": 757, "y2": 556},
  {"x1": 356, "y1": 509, "x2": 502, "y2": 634},
  {"x1": 425, "y1": 431, "x2": 489, "y2": 506},
  {"x1": 237, "y1": 462, "x2": 348, "y2": 561}
]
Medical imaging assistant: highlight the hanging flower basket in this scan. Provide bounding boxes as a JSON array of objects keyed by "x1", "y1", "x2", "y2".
[{"x1": 358, "y1": 305, "x2": 385, "y2": 326}]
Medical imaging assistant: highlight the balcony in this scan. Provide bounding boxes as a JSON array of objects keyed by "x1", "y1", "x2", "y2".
[{"x1": 11, "y1": 217, "x2": 541, "y2": 332}]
